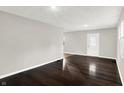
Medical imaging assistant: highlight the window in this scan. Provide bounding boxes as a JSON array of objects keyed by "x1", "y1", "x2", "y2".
[
  {"x1": 119, "y1": 20, "x2": 124, "y2": 38},
  {"x1": 87, "y1": 33, "x2": 99, "y2": 56},
  {"x1": 118, "y1": 20, "x2": 124, "y2": 59}
]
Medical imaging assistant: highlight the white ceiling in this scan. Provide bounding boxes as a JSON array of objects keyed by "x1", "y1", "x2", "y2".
[{"x1": 0, "y1": 6, "x2": 123, "y2": 31}]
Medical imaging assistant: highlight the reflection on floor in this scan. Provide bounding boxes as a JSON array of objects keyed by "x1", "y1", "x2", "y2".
[{"x1": 0, "y1": 54, "x2": 122, "y2": 86}]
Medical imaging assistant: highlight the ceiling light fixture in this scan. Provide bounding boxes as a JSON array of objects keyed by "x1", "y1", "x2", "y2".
[
  {"x1": 51, "y1": 6, "x2": 57, "y2": 10},
  {"x1": 84, "y1": 24, "x2": 88, "y2": 27}
]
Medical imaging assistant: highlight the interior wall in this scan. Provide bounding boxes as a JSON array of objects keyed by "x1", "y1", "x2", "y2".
[
  {"x1": 64, "y1": 32, "x2": 86, "y2": 55},
  {"x1": 64, "y1": 28, "x2": 117, "y2": 59},
  {"x1": 0, "y1": 11, "x2": 64, "y2": 77},
  {"x1": 117, "y1": 8, "x2": 124, "y2": 85}
]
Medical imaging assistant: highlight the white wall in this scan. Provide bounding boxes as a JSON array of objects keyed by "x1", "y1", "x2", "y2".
[
  {"x1": 0, "y1": 11, "x2": 64, "y2": 78},
  {"x1": 64, "y1": 32, "x2": 86, "y2": 55},
  {"x1": 117, "y1": 8, "x2": 124, "y2": 85},
  {"x1": 64, "y1": 28, "x2": 117, "y2": 59}
]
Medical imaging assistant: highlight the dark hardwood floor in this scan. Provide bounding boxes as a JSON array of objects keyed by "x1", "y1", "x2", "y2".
[{"x1": 0, "y1": 54, "x2": 122, "y2": 86}]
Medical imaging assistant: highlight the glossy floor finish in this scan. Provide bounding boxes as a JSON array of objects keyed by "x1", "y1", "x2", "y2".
[{"x1": 0, "y1": 54, "x2": 122, "y2": 86}]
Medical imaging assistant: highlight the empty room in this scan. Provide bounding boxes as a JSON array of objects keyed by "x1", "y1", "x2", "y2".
[{"x1": 0, "y1": 6, "x2": 124, "y2": 86}]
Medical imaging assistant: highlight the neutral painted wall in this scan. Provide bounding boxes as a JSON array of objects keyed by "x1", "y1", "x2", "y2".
[
  {"x1": 64, "y1": 28, "x2": 117, "y2": 59},
  {"x1": 64, "y1": 32, "x2": 86, "y2": 55},
  {"x1": 0, "y1": 11, "x2": 64, "y2": 77},
  {"x1": 117, "y1": 8, "x2": 124, "y2": 85}
]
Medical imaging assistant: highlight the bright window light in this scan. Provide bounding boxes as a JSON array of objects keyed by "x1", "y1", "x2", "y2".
[{"x1": 120, "y1": 20, "x2": 124, "y2": 38}]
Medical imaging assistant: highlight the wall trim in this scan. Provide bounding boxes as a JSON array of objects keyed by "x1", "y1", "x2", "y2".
[
  {"x1": 116, "y1": 59, "x2": 124, "y2": 86},
  {"x1": 0, "y1": 57, "x2": 63, "y2": 80},
  {"x1": 64, "y1": 52, "x2": 116, "y2": 60}
]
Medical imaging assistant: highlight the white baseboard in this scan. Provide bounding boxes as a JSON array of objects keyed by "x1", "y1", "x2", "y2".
[
  {"x1": 0, "y1": 57, "x2": 63, "y2": 80},
  {"x1": 64, "y1": 52, "x2": 116, "y2": 60},
  {"x1": 116, "y1": 59, "x2": 124, "y2": 86}
]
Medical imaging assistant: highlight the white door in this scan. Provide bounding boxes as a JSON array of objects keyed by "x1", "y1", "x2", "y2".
[{"x1": 87, "y1": 33, "x2": 99, "y2": 56}]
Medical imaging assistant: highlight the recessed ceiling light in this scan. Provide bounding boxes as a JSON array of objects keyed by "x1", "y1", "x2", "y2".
[
  {"x1": 84, "y1": 24, "x2": 88, "y2": 27},
  {"x1": 51, "y1": 6, "x2": 57, "y2": 10}
]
